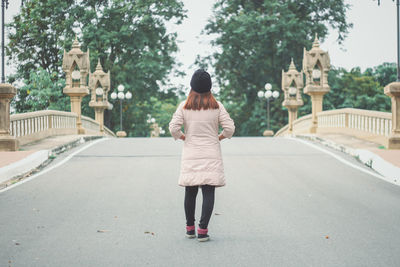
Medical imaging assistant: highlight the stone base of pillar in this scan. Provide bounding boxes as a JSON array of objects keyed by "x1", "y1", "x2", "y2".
[
  {"x1": 0, "y1": 136, "x2": 19, "y2": 151},
  {"x1": 263, "y1": 130, "x2": 274, "y2": 137},
  {"x1": 77, "y1": 127, "x2": 86, "y2": 135},
  {"x1": 116, "y1": 131, "x2": 127, "y2": 138},
  {"x1": 309, "y1": 123, "x2": 317, "y2": 134},
  {"x1": 387, "y1": 135, "x2": 400, "y2": 149}
]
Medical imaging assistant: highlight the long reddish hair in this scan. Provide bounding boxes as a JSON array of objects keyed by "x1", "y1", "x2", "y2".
[{"x1": 183, "y1": 90, "x2": 219, "y2": 110}]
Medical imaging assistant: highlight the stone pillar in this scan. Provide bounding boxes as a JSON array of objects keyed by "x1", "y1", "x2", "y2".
[
  {"x1": 0, "y1": 83, "x2": 18, "y2": 151},
  {"x1": 94, "y1": 107, "x2": 105, "y2": 132},
  {"x1": 384, "y1": 82, "x2": 400, "y2": 149},
  {"x1": 281, "y1": 59, "x2": 304, "y2": 134},
  {"x1": 303, "y1": 34, "x2": 331, "y2": 133},
  {"x1": 309, "y1": 94, "x2": 324, "y2": 133},
  {"x1": 62, "y1": 36, "x2": 90, "y2": 134},
  {"x1": 89, "y1": 59, "x2": 111, "y2": 135},
  {"x1": 70, "y1": 95, "x2": 86, "y2": 134},
  {"x1": 288, "y1": 108, "x2": 298, "y2": 133}
]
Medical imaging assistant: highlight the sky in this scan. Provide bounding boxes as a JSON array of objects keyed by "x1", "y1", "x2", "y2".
[{"x1": 3, "y1": 0, "x2": 397, "y2": 90}]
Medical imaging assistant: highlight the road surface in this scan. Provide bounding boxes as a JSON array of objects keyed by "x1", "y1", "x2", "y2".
[{"x1": 1, "y1": 137, "x2": 399, "y2": 267}]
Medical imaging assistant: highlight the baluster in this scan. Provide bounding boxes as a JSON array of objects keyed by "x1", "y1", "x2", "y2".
[{"x1": 361, "y1": 116, "x2": 365, "y2": 132}]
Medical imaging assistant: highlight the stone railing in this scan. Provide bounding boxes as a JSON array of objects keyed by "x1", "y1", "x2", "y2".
[
  {"x1": 275, "y1": 108, "x2": 392, "y2": 146},
  {"x1": 10, "y1": 110, "x2": 115, "y2": 146},
  {"x1": 275, "y1": 114, "x2": 312, "y2": 136}
]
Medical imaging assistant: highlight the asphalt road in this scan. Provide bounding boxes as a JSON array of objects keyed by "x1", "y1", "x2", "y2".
[{"x1": 1, "y1": 137, "x2": 399, "y2": 267}]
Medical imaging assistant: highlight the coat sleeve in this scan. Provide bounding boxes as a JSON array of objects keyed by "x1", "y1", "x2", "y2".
[
  {"x1": 218, "y1": 102, "x2": 235, "y2": 139},
  {"x1": 169, "y1": 102, "x2": 185, "y2": 140}
]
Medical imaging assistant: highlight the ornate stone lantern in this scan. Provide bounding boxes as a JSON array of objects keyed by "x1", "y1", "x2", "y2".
[
  {"x1": 281, "y1": 59, "x2": 304, "y2": 134},
  {"x1": 62, "y1": 36, "x2": 90, "y2": 134},
  {"x1": 89, "y1": 59, "x2": 111, "y2": 134},
  {"x1": 303, "y1": 34, "x2": 331, "y2": 133},
  {"x1": 384, "y1": 83, "x2": 400, "y2": 149}
]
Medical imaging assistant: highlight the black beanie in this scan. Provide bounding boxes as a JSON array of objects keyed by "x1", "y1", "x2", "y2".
[{"x1": 190, "y1": 69, "x2": 212, "y2": 93}]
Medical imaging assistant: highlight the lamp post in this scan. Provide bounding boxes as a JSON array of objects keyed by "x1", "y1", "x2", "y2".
[
  {"x1": 303, "y1": 34, "x2": 331, "y2": 133},
  {"x1": 380, "y1": 0, "x2": 400, "y2": 148},
  {"x1": 281, "y1": 59, "x2": 304, "y2": 134},
  {"x1": 258, "y1": 83, "x2": 279, "y2": 135},
  {"x1": 0, "y1": 0, "x2": 18, "y2": 151},
  {"x1": 110, "y1": 84, "x2": 132, "y2": 137},
  {"x1": 1, "y1": 0, "x2": 9, "y2": 83},
  {"x1": 378, "y1": 0, "x2": 398, "y2": 80},
  {"x1": 89, "y1": 59, "x2": 111, "y2": 134}
]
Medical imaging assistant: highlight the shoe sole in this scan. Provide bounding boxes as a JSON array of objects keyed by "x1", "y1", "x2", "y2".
[
  {"x1": 186, "y1": 234, "x2": 196, "y2": 238},
  {"x1": 198, "y1": 237, "x2": 209, "y2": 242}
]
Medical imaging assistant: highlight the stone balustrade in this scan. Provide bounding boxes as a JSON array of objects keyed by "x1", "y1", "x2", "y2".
[
  {"x1": 10, "y1": 110, "x2": 115, "y2": 146},
  {"x1": 276, "y1": 108, "x2": 392, "y2": 146}
]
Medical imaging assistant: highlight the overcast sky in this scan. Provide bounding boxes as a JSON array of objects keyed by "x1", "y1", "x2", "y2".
[{"x1": 3, "y1": 0, "x2": 397, "y2": 90}]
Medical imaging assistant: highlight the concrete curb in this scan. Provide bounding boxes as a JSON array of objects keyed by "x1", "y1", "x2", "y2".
[
  {"x1": 294, "y1": 134, "x2": 400, "y2": 185},
  {"x1": 0, "y1": 136, "x2": 103, "y2": 185}
]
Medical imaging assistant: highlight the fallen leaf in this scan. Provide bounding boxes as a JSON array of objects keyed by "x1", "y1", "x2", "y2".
[
  {"x1": 97, "y1": 230, "x2": 110, "y2": 233},
  {"x1": 114, "y1": 216, "x2": 118, "y2": 219},
  {"x1": 215, "y1": 213, "x2": 221, "y2": 215},
  {"x1": 15, "y1": 242, "x2": 20, "y2": 245},
  {"x1": 144, "y1": 231, "x2": 150, "y2": 234},
  {"x1": 325, "y1": 236, "x2": 329, "y2": 239}
]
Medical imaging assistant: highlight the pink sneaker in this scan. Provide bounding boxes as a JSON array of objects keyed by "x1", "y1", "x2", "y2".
[
  {"x1": 186, "y1": 225, "x2": 196, "y2": 238},
  {"x1": 197, "y1": 228, "x2": 209, "y2": 242}
]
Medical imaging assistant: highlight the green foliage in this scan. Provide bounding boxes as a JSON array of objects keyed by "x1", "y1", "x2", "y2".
[
  {"x1": 325, "y1": 64, "x2": 392, "y2": 112},
  {"x1": 200, "y1": 0, "x2": 353, "y2": 135},
  {"x1": 13, "y1": 68, "x2": 70, "y2": 113},
  {"x1": 8, "y1": 0, "x2": 186, "y2": 136},
  {"x1": 7, "y1": 0, "x2": 77, "y2": 80}
]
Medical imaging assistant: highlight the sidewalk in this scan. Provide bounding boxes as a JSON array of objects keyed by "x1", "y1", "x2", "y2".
[
  {"x1": 296, "y1": 133, "x2": 400, "y2": 184},
  {"x1": 0, "y1": 135, "x2": 104, "y2": 187}
]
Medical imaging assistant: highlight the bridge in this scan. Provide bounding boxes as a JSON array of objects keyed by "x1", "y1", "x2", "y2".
[
  {"x1": 1, "y1": 137, "x2": 400, "y2": 267},
  {"x1": 0, "y1": 19, "x2": 400, "y2": 267}
]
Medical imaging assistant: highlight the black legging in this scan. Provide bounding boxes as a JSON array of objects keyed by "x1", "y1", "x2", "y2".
[{"x1": 184, "y1": 185, "x2": 215, "y2": 229}]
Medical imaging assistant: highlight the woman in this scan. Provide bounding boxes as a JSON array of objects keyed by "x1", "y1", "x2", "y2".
[{"x1": 169, "y1": 69, "x2": 235, "y2": 242}]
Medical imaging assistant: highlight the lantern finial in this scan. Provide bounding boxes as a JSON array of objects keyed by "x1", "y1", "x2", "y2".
[
  {"x1": 96, "y1": 59, "x2": 103, "y2": 71},
  {"x1": 289, "y1": 58, "x2": 296, "y2": 71},
  {"x1": 312, "y1": 33, "x2": 320, "y2": 48},
  {"x1": 72, "y1": 35, "x2": 80, "y2": 49}
]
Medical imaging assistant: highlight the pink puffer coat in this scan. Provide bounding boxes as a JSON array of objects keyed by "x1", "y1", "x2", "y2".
[{"x1": 169, "y1": 100, "x2": 235, "y2": 187}]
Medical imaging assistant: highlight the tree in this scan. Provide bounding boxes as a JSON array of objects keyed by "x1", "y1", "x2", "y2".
[
  {"x1": 13, "y1": 68, "x2": 69, "y2": 113},
  {"x1": 7, "y1": 0, "x2": 186, "y2": 136},
  {"x1": 200, "y1": 0, "x2": 353, "y2": 135}
]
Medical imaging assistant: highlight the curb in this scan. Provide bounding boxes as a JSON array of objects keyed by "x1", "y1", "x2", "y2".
[
  {"x1": 0, "y1": 136, "x2": 103, "y2": 186},
  {"x1": 294, "y1": 134, "x2": 400, "y2": 185}
]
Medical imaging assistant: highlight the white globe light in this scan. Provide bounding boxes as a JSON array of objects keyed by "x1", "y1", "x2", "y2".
[
  {"x1": 95, "y1": 87, "x2": 104, "y2": 96},
  {"x1": 125, "y1": 91, "x2": 132, "y2": 99},
  {"x1": 107, "y1": 102, "x2": 113, "y2": 110},
  {"x1": 257, "y1": 91, "x2": 265, "y2": 98},
  {"x1": 110, "y1": 92, "x2": 117, "y2": 99},
  {"x1": 312, "y1": 68, "x2": 321, "y2": 79},
  {"x1": 265, "y1": 83, "x2": 272, "y2": 91},
  {"x1": 118, "y1": 92, "x2": 125, "y2": 99},
  {"x1": 265, "y1": 90, "x2": 272, "y2": 98},
  {"x1": 272, "y1": 91, "x2": 279, "y2": 98},
  {"x1": 161, "y1": 130, "x2": 165, "y2": 134},
  {"x1": 118, "y1": 84, "x2": 125, "y2": 92},
  {"x1": 71, "y1": 70, "x2": 80, "y2": 80},
  {"x1": 289, "y1": 87, "x2": 297, "y2": 96},
  {"x1": 151, "y1": 118, "x2": 156, "y2": 123}
]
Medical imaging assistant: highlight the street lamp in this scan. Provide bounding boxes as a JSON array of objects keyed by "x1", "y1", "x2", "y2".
[
  {"x1": 258, "y1": 83, "x2": 280, "y2": 131},
  {"x1": 110, "y1": 84, "x2": 132, "y2": 137},
  {"x1": 1, "y1": 0, "x2": 9, "y2": 83},
  {"x1": 377, "y1": 0, "x2": 398, "y2": 80}
]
